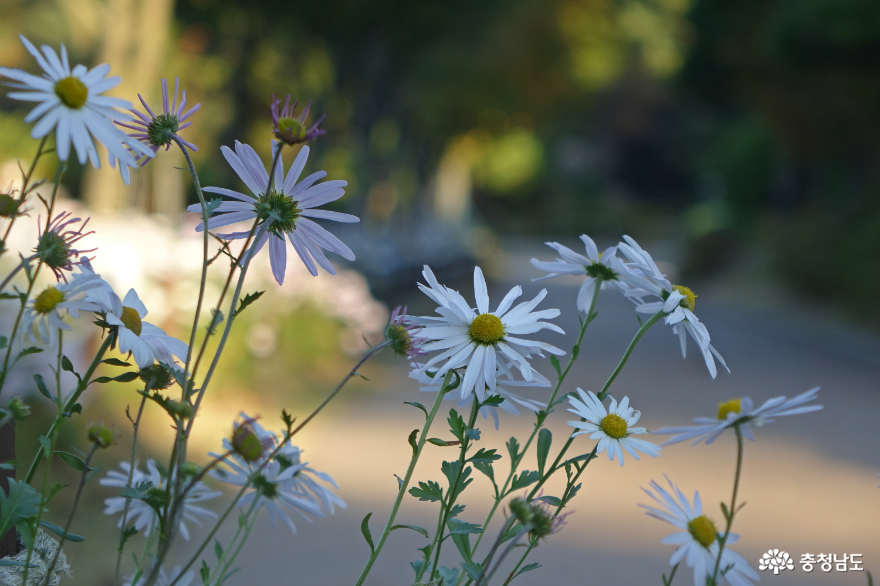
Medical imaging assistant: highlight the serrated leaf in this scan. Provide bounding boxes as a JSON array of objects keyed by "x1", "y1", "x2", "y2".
[
  {"x1": 205, "y1": 198, "x2": 223, "y2": 215},
  {"x1": 448, "y1": 521, "x2": 482, "y2": 535},
  {"x1": 467, "y1": 448, "x2": 501, "y2": 465},
  {"x1": 464, "y1": 428, "x2": 481, "y2": 441},
  {"x1": 506, "y1": 437, "x2": 520, "y2": 466},
  {"x1": 120, "y1": 480, "x2": 153, "y2": 500},
  {"x1": 448, "y1": 503, "x2": 465, "y2": 519},
  {"x1": 447, "y1": 409, "x2": 466, "y2": 443},
  {"x1": 462, "y1": 561, "x2": 483, "y2": 581},
  {"x1": 39, "y1": 519, "x2": 84, "y2": 542},
  {"x1": 0, "y1": 479, "x2": 42, "y2": 541},
  {"x1": 509, "y1": 470, "x2": 540, "y2": 492},
  {"x1": 101, "y1": 358, "x2": 131, "y2": 367},
  {"x1": 120, "y1": 526, "x2": 138, "y2": 548},
  {"x1": 390, "y1": 524, "x2": 429, "y2": 538},
  {"x1": 408, "y1": 429, "x2": 419, "y2": 454},
  {"x1": 404, "y1": 401, "x2": 429, "y2": 419},
  {"x1": 33, "y1": 374, "x2": 56, "y2": 404},
  {"x1": 437, "y1": 566, "x2": 460, "y2": 586},
  {"x1": 514, "y1": 563, "x2": 541, "y2": 578},
  {"x1": 235, "y1": 291, "x2": 265, "y2": 316},
  {"x1": 409, "y1": 480, "x2": 443, "y2": 502},
  {"x1": 56, "y1": 451, "x2": 93, "y2": 472},
  {"x1": 441, "y1": 461, "x2": 474, "y2": 500},
  {"x1": 536, "y1": 428, "x2": 552, "y2": 477},
  {"x1": 361, "y1": 512, "x2": 375, "y2": 553}
]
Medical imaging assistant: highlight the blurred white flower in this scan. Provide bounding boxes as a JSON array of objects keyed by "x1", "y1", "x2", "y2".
[
  {"x1": 530, "y1": 235, "x2": 626, "y2": 312},
  {"x1": 101, "y1": 460, "x2": 220, "y2": 541},
  {"x1": 617, "y1": 235, "x2": 728, "y2": 379},
  {"x1": 414, "y1": 265, "x2": 564, "y2": 402},
  {"x1": 19, "y1": 270, "x2": 104, "y2": 348},
  {"x1": 566, "y1": 388, "x2": 661, "y2": 466},
  {"x1": 641, "y1": 476, "x2": 759, "y2": 586},
  {"x1": 654, "y1": 387, "x2": 822, "y2": 446},
  {"x1": 123, "y1": 566, "x2": 195, "y2": 586}
]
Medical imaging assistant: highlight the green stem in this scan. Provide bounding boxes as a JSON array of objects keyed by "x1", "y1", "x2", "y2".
[
  {"x1": 112, "y1": 392, "x2": 150, "y2": 586},
  {"x1": 24, "y1": 332, "x2": 115, "y2": 483},
  {"x1": 465, "y1": 284, "x2": 601, "y2": 564},
  {"x1": 710, "y1": 424, "x2": 744, "y2": 585},
  {"x1": 354, "y1": 371, "x2": 455, "y2": 586},
  {"x1": 41, "y1": 444, "x2": 98, "y2": 585},
  {"x1": 0, "y1": 254, "x2": 38, "y2": 292},
  {"x1": 0, "y1": 135, "x2": 48, "y2": 252},
  {"x1": 421, "y1": 400, "x2": 480, "y2": 582},
  {"x1": 210, "y1": 499, "x2": 259, "y2": 585}
]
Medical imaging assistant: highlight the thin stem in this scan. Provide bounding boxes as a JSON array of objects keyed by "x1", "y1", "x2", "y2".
[
  {"x1": 467, "y1": 284, "x2": 601, "y2": 563},
  {"x1": 210, "y1": 499, "x2": 259, "y2": 585},
  {"x1": 481, "y1": 527, "x2": 527, "y2": 586},
  {"x1": 422, "y1": 400, "x2": 480, "y2": 581},
  {"x1": 710, "y1": 424, "x2": 745, "y2": 585},
  {"x1": 473, "y1": 516, "x2": 516, "y2": 586},
  {"x1": 41, "y1": 444, "x2": 98, "y2": 585},
  {"x1": 0, "y1": 254, "x2": 38, "y2": 292},
  {"x1": 353, "y1": 371, "x2": 455, "y2": 586},
  {"x1": 112, "y1": 393, "x2": 150, "y2": 586},
  {"x1": 24, "y1": 332, "x2": 116, "y2": 483},
  {"x1": 1, "y1": 135, "x2": 48, "y2": 250},
  {"x1": 664, "y1": 563, "x2": 680, "y2": 586}
]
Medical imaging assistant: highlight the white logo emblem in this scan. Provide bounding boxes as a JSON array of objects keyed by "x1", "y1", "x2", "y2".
[{"x1": 759, "y1": 549, "x2": 795, "y2": 574}]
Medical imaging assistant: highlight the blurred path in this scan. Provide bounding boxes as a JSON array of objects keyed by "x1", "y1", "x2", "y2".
[{"x1": 193, "y1": 242, "x2": 880, "y2": 586}]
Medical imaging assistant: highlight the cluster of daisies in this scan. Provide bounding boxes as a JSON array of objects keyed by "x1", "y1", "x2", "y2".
[{"x1": 389, "y1": 235, "x2": 823, "y2": 586}]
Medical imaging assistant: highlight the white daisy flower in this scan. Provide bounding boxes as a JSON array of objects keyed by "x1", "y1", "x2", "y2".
[
  {"x1": 186, "y1": 141, "x2": 358, "y2": 283},
  {"x1": 566, "y1": 388, "x2": 661, "y2": 466},
  {"x1": 100, "y1": 460, "x2": 220, "y2": 541},
  {"x1": 414, "y1": 265, "x2": 565, "y2": 402},
  {"x1": 411, "y1": 361, "x2": 551, "y2": 429},
  {"x1": 616, "y1": 235, "x2": 728, "y2": 379},
  {"x1": 85, "y1": 285, "x2": 187, "y2": 369},
  {"x1": 0, "y1": 36, "x2": 153, "y2": 184},
  {"x1": 530, "y1": 235, "x2": 627, "y2": 312},
  {"x1": 641, "y1": 476, "x2": 759, "y2": 586},
  {"x1": 123, "y1": 566, "x2": 195, "y2": 586},
  {"x1": 19, "y1": 271, "x2": 105, "y2": 348},
  {"x1": 654, "y1": 387, "x2": 822, "y2": 446}
]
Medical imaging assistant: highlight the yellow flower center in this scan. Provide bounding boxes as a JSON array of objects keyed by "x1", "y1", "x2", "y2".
[
  {"x1": 672, "y1": 285, "x2": 697, "y2": 311},
  {"x1": 34, "y1": 287, "x2": 63, "y2": 314},
  {"x1": 54, "y1": 76, "x2": 88, "y2": 109},
  {"x1": 717, "y1": 398, "x2": 742, "y2": 420},
  {"x1": 468, "y1": 314, "x2": 504, "y2": 345},
  {"x1": 599, "y1": 413, "x2": 628, "y2": 439},
  {"x1": 120, "y1": 306, "x2": 142, "y2": 336},
  {"x1": 687, "y1": 515, "x2": 717, "y2": 548}
]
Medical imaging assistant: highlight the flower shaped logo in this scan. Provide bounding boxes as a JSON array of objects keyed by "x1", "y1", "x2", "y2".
[{"x1": 759, "y1": 549, "x2": 794, "y2": 574}]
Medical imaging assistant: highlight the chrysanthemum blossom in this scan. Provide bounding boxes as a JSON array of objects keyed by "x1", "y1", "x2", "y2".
[
  {"x1": 118, "y1": 77, "x2": 200, "y2": 165},
  {"x1": 566, "y1": 388, "x2": 661, "y2": 466},
  {"x1": 0, "y1": 36, "x2": 154, "y2": 183},
  {"x1": 414, "y1": 265, "x2": 565, "y2": 402},
  {"x1": 530, "y1": 235, "x2": 626, "y2": 312},
  {"x1": 616, "y1": 235, "x2": 728, "y2": 379},
  {"x1": 84, "y1": 284, "x2": 187, "y2": 369},
  {"x1": 100, "y1": 460, "x2": 220, "y2": 541},
  {"x1": 641, "y1": 476, "x2": 759, "y2": 586},
  {"x1": 35, "y1": 211, "x2": 95, "y2": 281},
  {"x1": 271, "y1": 95, "x2": 326, "y2": 146},
  {"x1": 186, "y1": 141, "x2": 358, "y2": 283},
  {"x1": 411, "y1": 360, "x2": 551, "y2": 429},
  {"x1": 654, "y1": 387, "x2": 822, "y2": 446},
  {"x1": 19, "y1": 271, "x2": 104, "y2": 348},
  {"x1": 386, "y1": 306, "x2": 428, "y2": 358}
]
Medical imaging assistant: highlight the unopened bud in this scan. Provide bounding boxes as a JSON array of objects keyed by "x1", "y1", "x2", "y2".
[
  {"x1": 87, "y1": 421, "x2": 118, "y2": 448},
  {"x1": 6, "y1": 396, "x2": 30, "y2": 421},
  {"x1": 231, "y1": 421, "x2": 266, "y2": 463},
  {"x1": 139, "y1": 364, "x2": 174, "y2": 390}
]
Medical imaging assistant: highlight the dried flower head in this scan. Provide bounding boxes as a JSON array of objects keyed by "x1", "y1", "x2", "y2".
[
  {"x1": 385, "y1": 306, "x2": 427, "y2": 358},
  {"x1": 35, "y1": 212, "x2": 96, "y2": 281},
  {"x1": 138, "y1": 364, "x2": 174, "y2": 390},
  {"x1": 508, "y1": 492, "x2": 569, "y2": 540},
  {"x1": 271, "y1": 95, "x2": 326, "y2": 145}
]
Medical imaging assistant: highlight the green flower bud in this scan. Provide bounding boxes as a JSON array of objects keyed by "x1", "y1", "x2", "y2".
[
  {"x1": 6, "y1": 396, "x2": 30, "y2": 421},
  {"x1": 139, "y1": 364, "x2": 174, "y2": 390},
  {"x1": 0, "y1": 193, "x2": 20, "y2": 218},
  {"x1": 231, "y1": 421, "x2": 266, "y2": 463},
  {"x1": 87, "y1": 422, "x2": 117, "y2": 448}
]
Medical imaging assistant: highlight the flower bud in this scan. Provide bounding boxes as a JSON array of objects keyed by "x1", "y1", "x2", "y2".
[
  {"x1": 139, "y1": 364, "x2": 174, "y2": 390},
  {"x1": 87, "y1": 421, "x2": 118, "y2": 448},
  {"x1": 0, "y1": 193, "x2": 20, "y2": 218},
  {"x1": 385, "y1": 306, "x2": 427, "y2": 358},
  {"x1": 6, "y1": 396, "x2": 30, "y2": 421},
  {"x1": 231, "y1": 420, "x2": 267, "y2": 463},
  {"x1": 166, "y1": 400, "x2": 194, "y2": 419},
  {"x1": 509, "y1": 493, "x2": 568, "y2": 539}
]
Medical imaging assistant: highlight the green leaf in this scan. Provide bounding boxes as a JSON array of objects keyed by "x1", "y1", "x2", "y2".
[
  {"x1": 448, "y1": 521, "x2": 481, "y2": 535},
  {"x1": 408, "y1": 429, "x2": 419, "y2": 454},
  {"x1": 447, "y1": 409, "x2": 466, "y2": 443},
  {"x1": 101, "y1": 358, "x2": 131, "y2": 367},
  {"x1": 206, "y1": 308, "x2": 224, "y2": 335},
  {"x1": 390, "y1": 524, "x2": 429, "y2": 538},
  {"x1": 0, "y1": 461, "x2": 15, "y2": 470},
  {"x1": 464, "y1": 428, "x2": 481, "y2": 441},
  {"x1": 56, "y1": 451, "x2": 93, "y2": 472},
  {"x1": 0, "y1": 336, "x2": 7, "y2": 349},
  {"x1": 120, "y1": 480, "x2": 154, "y2": 500},
  {"x1": 506, "y1": 437, "x2": 520, "y2": 466},
  {"x1": 93, "y1": 371, "x2": 140, "y2": 384},
  {"x1": 447, "y1": 519, "x2": 472, "y2": 562},
  {"x1": 409, "y1": 480, "x2": 443, "y2": 502},
  {"x1": 205, "y1": 198, "x2": 223, "y2": 215},
  {"x1": 448, "y1": 503, "x2": 465, "y2": 519},
  {"x1": 536, "y1": 428, "x2": 552, "y2": 477},
  {"x1": 537, "y1": 495, "x2": 561, "y2": 507},
  {"x1": 235, "y1": 290, "x2": 265, "y2": 317},
  {"x1": 514, "y1": 563, "x2": 541, "y2": 579},
  {"x1": 360, "y1": 512, "x2": 375, "y2": 553},
  {"x1": 0, "y1": 479, "x2": 42, "y2": 541},
  {"x1": 473, "y1": 461, "x2": 496, "y2": 492},
  {"x1": 120, "y1": 526, "x2": 138, "y2": 549},
  {"x1": 200, "y1": 560, "x2": 210, "y2": 584},
  {"x1": 38, "y1": 435, "x2": 52, "y2": 458},
  {"x1": 461, "y1": 561, "x2": 483, "y2": 581},
  {"x1": 480, "y1": 395, "x2": 504, "y2": 408},
  {"x1": 61, "y1": 355, "x2": 76, "y2": 376},
  {"x1": 404, "y1": 401, "x2": 428, "y2": 419},
  {"x1": 19, "y1": 347, "x2": 44, "y2": 358},
  {"x1": 441, "y1": 461, "x2": 473, "y2": 501},
  {"x1": 39, "y1": 519, "x2": 84, "y2": 542},
  {"x1": 437, "y1": 566, "x2": 460, "y2": 586},
  {"x1": 467, "y1": 448, "x2": 501, "y2": 465},
  {"x1": 33, "y1": 374, "x2": 56, "y2": 404},
  {"x1": 549, "y1": 355, "x2": 561, "y2": 377},
  {"x1": 214, "y1": 539, "x2": 224, "y2": 561},
  {"x1": 428, "y1": 438, "x2": 460, "y2": 447},
  {"x1": 509, "y1": 470, "x2": 540, "y2": 492}
]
